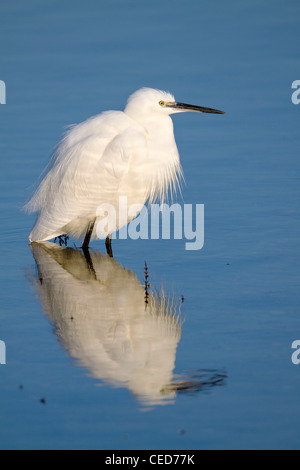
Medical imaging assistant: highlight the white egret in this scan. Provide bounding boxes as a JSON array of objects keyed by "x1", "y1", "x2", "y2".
[{"x1": 25, "y1": 87, "x2": 224, "y2": 252}]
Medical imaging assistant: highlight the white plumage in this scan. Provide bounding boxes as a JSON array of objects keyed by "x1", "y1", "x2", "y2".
[
  {"x1": 30, "y1": 242, "x2": 183, "y2": 405},
  {"x1": 25, "y1": 87, "x2": 224, "y2": 247}
]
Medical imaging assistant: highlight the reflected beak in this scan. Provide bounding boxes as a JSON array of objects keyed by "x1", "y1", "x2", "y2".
[{"x1": 167, "y1": 102, "x2": 225, "y2": 114}]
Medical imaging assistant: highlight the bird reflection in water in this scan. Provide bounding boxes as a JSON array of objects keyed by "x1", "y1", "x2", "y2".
[{"x1": 29, "y1": 242, "x2": 226, "y2": 406}]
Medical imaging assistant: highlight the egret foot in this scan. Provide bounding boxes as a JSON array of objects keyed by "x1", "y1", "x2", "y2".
[{"x1": 82, "y1": 218, "x2": 96, "y2": 251}]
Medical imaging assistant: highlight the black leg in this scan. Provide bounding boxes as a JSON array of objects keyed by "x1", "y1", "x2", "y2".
[
  {"x1": 105, "y1": 236, "x2": 113, "y2": 258},
  {"x1": 82, "y1": 218, "x2": 96, "y2": 251}
]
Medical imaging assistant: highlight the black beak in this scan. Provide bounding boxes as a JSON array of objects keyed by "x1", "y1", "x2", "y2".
[{"x1": 168, "y1": 102, "x2": 225, "y2": 114}]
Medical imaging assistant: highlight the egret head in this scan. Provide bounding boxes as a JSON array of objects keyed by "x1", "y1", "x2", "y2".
[{"x1": 124, "y1": 87, "x2": 225, "y2": 120}]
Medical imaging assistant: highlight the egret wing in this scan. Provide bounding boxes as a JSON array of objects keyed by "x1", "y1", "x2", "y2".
[{"x1": 27, "y1": 112, "x2": 146, "y2": 241}]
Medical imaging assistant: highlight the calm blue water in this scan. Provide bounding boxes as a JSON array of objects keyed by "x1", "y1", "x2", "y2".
[{"x1": 1, "y1": 0, "x2": 300, "y2": 450}]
